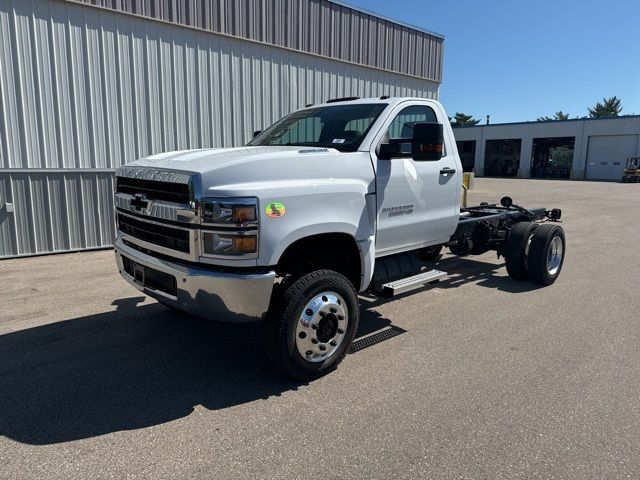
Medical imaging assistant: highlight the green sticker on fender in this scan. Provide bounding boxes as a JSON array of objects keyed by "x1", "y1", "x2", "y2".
[{"x1": 265, "y1": 201, "x2": 286, "y2": 218}]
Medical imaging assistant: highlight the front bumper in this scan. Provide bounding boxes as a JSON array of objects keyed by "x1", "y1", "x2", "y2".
[{"x1": 114, "y1": 236, "x2": 276, "y2": 322}]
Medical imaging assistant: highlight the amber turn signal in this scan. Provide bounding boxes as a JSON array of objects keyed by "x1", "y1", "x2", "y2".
[{"x1": 232, "y1": 236, "x2": 257, "y2": 253}]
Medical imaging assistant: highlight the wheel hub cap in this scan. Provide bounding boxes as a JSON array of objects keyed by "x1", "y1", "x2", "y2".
[
  {"x1": 296, "y1": 291, "x2": 348, "y2": 363},
  {"x1": 547, "y1": 235, "x2": 564, "y2": 275},
  {"x1": 316, "y1": 314, "x2": 339, "y2": 343}
]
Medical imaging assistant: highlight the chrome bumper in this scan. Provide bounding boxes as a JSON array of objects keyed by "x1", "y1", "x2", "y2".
[{"x1": 114, "y1": 236, "x2": 276, "y2": 322}]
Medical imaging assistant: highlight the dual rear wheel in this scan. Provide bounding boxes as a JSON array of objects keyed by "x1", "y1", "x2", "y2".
[{"x1": 505, "y1": 222, "x2": 565, "y2": 285}]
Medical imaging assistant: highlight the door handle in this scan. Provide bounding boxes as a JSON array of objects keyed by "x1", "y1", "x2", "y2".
[{"x1": 440, "y1": 167, "x2": 456, "y2": 175}]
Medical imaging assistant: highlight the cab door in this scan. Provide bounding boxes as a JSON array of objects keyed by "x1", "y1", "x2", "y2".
[{"x1": 372, "y1": 102, "x2": 461, "y2": 256}]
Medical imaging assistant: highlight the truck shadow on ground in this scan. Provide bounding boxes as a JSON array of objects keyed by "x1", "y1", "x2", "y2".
[
  {"x1": 434, "y1": 255, "x2": 545, "y2": 294},
  {"x1": 0, "y1": 297, "x2": 395, "y2": 445},
  {"x1": 363, "y1": 255, "x2": 544, "y2": 309}
]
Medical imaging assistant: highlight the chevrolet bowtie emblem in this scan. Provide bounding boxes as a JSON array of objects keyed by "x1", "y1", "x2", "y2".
[{"x1": 131, "y1": 194, "x2": 148, "y2": 212}]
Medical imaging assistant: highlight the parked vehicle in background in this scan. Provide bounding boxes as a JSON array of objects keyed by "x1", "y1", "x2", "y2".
[
  {"x1": 621, "y1": 157, "x2": 640, "y2": 183},
  {"x1": 113, "y1": 97, "x2": 566, "y2": 379}
]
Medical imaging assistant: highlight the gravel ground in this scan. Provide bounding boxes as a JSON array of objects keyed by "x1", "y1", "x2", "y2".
[{"x1": 1, "y1": 178, "x2": 639, "y2": 479}]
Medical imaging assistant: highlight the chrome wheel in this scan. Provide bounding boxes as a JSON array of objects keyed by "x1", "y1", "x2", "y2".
[
  {"x1": 547, "y1": 235, "x2": 564, "y2": 275},
  {"x1": 295, "y1": 291, "x2": 349, "y2": 363}
]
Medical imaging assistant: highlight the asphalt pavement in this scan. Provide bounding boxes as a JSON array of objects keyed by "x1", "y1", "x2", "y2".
[{"x1": 1, "y1": 178, "x2": 639, "y2": 479}]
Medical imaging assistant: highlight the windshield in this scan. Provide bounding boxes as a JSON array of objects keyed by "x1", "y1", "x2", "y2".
[{"x1": 247, "y1": 103, "x2": 388, "y2": 152}]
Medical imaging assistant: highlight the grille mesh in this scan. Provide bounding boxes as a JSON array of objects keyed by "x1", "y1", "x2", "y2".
[{"x1": 117, "y1": 214, "x2": 190, "y2": 253}]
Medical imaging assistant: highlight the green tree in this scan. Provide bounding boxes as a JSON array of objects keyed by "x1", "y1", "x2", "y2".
[
  {"x1": 588, "y1": 96, "x2": 623, "y2": 117},
  {"x1": 450, "y1": 112, "x2": 481, "y2": 127},
  {"x1": 537, "y1": 111, "x2": 570, "y2": 121}
]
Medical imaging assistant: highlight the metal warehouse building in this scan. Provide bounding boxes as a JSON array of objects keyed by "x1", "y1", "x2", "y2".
[
  {"x1": 453, "y1": 116, "x2": 640, "y2": 181},
  {"x1": 0, "y1": 0, "x2": 444, "y2": 258}
]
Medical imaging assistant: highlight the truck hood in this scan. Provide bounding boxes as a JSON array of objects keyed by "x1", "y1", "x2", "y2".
[
  {"x1": 130, "y1": 146, "x2": 340, "y2": 173},
  {"x1": 123, "y1": 146, "x2": 375, "y2": 197}
]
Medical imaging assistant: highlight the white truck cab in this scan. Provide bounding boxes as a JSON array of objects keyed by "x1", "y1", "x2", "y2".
[{"x1": 114, "y1": 97, "x2": 565, "y2": 379}]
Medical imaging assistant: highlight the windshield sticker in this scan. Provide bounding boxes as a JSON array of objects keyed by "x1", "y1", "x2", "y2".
[
  {"x1": 265, "y1": 201, "x2": 286, "y2": 218},
  {"x1": 332, "y1": 138, "x2": 345, "y2": 144}
]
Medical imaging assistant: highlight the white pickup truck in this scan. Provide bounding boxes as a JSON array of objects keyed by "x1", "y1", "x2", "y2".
[{"x1": 114, "y1": 97, "x2": 565, "y2": 379}]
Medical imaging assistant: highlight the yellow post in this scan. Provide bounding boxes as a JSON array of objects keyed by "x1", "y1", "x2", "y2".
[
  {"x1": 463, "y1": 172, "x2": 474, "y2": 190},
  {"x1": 461, "y1": 172, "x2": 473, "y2": 208}
]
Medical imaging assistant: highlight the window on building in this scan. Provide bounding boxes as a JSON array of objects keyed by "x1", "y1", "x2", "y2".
[
  {"x1": 456, "y1": 140, "x2": 476, "y2": 172},
  {"x1": 484, "y1": 139, "x2": 521, "y2": 177},
  {"x1": 530, "y1": 137, "x2": 575, "y2": 179}
]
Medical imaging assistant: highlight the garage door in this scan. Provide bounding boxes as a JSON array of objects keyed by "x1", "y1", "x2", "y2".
[{"x1": 586, "y1": 135, "x2": 639, "y2": 180}]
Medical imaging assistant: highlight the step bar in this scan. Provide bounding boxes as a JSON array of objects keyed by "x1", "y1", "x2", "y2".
[{"x1": 381, "y1": 269, "x2": 448, "y2": 297}]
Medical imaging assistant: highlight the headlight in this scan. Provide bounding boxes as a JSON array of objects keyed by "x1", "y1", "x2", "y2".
[
  {"x1": 199, "y1": 198, "x2": 259, "y2": 257},
  {"x1": 200, "y1": 198, "x2": 257, "y2": 225},
  {"x1": 203, "y1": 233, "x2": 257, "y2": 255}
]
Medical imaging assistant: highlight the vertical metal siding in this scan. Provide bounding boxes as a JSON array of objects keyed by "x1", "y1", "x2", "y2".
[
  {"x1": 65, "y1": 0, "x2": 444, "y2": 82},
  {"x1": 0, "y1": 172, "x2": 116, "y2": 257},
  {"x1": 0, "y1": 0, "x2": 439, "y2": 257},
  {"x1": 2, "y1": 0, "x2": 439, "y2": 171}
]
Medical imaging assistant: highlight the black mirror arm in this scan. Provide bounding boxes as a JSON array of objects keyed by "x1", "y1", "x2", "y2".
[{"x1": 378, "y1": 141, "x2": 402, "y2": 160}]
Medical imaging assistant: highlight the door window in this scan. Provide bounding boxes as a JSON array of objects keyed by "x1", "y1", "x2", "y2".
[
  {"x1": 382, "y1": 105, "x2": 442, "y2": 157},
  {"x1": 386, "y1": 105, "x2": 438, "y2": 140}
]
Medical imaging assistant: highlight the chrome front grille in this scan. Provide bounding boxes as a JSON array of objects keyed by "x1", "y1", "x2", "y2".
[
  {"x1": 114, "y1": 167, "x2": 200, "y2": 259},
  {"x1": 114, "y1": 167, "x2": 258, "y2": 263}
]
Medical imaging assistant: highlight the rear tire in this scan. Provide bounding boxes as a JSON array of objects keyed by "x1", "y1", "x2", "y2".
[
  {"x1": 418, "y1": 245, "x2": 442, "y2": 262},
  {"x1": 505, "y1": 222, "x2": 539, "y2": 280},
  {"x1": 527, "y1": 224, "x2": 566, "y2": 286},
  {"x1": 264, "y1": 270, "x2": 359, "y2": 380}
]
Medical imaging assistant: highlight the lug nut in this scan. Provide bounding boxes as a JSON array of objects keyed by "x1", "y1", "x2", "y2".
[
  {"x1": 319, "y1": 311, "x2": 326, "y2": 317},
  {"x1": 330, "y1": 307, "x2": 337, "y2": 313},
  {"x1": 311, "y1": 338, "x2": 318, "y2": 344},
  {"x1": 322, "y1": 295, "x2": 328, "y2": 302},
  {"x1": 298, "y1": 332, "x2": 307, "y2": 339},
  {"x1": 311, "y1": 324, "x2": 318, "y2": 330},
  {"x1": 338, "y1": 329, "x2": 345, "y2": 334},
  {"x1": 330, "y1": 341, "x2": 337, "y2": 347},
  {"x1": 305, "y1": 350, "x2": 313, "y2": 356},
  {"x1": 338, "y1": 315, "x2": 344, "y2": 320},
  {"x1": 305, "y1": 309, "x2": 313, "y2": 316},
  {"x1": 319, "y1": 344, "x2": 327, "y2": 351}
]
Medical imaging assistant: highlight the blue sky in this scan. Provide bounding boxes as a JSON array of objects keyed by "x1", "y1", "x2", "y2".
[{"x1": 346, "y1": 0, "x2": 640, "y2": 124}]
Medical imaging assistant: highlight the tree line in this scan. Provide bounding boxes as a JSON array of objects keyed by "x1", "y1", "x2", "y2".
[{"x1": 451, "y1": 96, "x2": 626, "y2": 126}]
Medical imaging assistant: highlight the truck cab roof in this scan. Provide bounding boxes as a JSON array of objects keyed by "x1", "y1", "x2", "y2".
[{"x1": 306, "y1": 96, "x2": 441, "y2": 110}]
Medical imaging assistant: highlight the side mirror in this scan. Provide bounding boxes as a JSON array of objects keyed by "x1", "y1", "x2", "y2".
[
  {"x1": 253, "y1": 130, "x2": 262, "y2": 138},
  {"x1": 412, "y1": 122, "x2": 444, "y2": 161},
  {"x1": 378, "y1": 142, "x2": 401, "y2": 160}
]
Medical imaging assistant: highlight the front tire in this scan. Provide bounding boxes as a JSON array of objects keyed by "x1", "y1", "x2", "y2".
[{"x1": 264, "y1": 270, "x2": 360, "y2": 380}]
